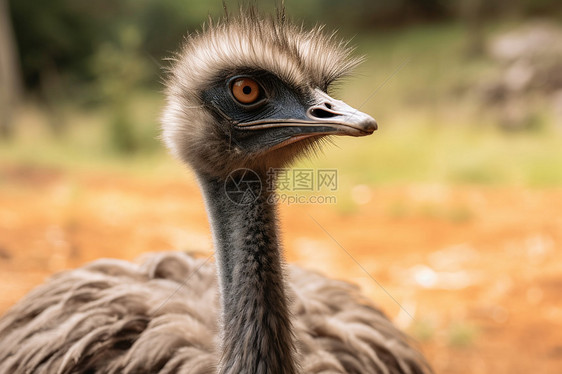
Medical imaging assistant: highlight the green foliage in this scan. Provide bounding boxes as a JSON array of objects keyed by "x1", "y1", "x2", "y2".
[
  {"x1": 108, "y1": 109, "x2": 137, "y2": 154},
  {"x1": 4, "y1": 7, "x2": 562, "y2": 185},
  {"x1": 8, "y1": 0, "x2": 224, "y2": 98},
  {"x1": 447, "y1": 322, "x2": 478, "y2": 347},
  {"x1": 8, "y1": 0, "x2": 562, "y2": 101},
  {"x1": 410, "y1": 319, "x2": 436, "y2": 342}
]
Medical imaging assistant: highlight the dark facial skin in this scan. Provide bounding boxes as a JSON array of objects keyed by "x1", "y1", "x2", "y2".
[
  {"x1": 201, "y1": 70, "x2": 320, "y2": 153},
  {"x1": 200, "y1": 68, "x2": 377, "y2": 156}
]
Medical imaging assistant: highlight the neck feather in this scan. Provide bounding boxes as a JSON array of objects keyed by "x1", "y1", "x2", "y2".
[{"x1": 198, "y1": 169, "x2": 297, "y2": 374}]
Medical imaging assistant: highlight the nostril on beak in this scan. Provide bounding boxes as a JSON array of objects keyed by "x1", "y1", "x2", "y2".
[{"x1": 309, "y1": 107, "x2": 337, "y2": 119}]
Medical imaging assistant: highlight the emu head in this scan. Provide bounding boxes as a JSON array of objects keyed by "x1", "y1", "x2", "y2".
[{"x1": 162, "y1": 11, "x2": 377, "y2": 180}]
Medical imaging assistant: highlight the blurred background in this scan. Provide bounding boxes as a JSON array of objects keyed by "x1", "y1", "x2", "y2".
[{"x1": 1, "y1": 0, "x2": 562, "y2": 373}]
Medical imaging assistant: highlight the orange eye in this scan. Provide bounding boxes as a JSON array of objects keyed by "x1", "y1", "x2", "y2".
[{"x1": 231, "y1": 78, "x2": 261, "y2": 104}]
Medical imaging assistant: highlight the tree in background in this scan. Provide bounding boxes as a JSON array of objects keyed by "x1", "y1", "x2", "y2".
[
  {"x1": 458, "y1": 0, "x2": 485, "y2": 57},
  {"x1": 4, "y1": 0, "x2": 561, "y2": 139},
  {"x1": 0, "y1": 0, "x2": 23, "y2": 138}
]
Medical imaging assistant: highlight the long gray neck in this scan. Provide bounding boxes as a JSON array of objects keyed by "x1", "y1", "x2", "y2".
[{"x1": 197, "y1": 169, "x2": 297, "y2": 374}]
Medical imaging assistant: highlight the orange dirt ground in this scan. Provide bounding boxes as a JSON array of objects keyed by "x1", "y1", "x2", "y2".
[{"x1": 0, "y1": 164, "x2": 561, "y2": 373}]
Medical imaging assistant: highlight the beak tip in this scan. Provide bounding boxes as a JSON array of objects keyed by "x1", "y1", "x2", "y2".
[{"x1": 363, "y1": 117, "x2": 378, "y2": 134}]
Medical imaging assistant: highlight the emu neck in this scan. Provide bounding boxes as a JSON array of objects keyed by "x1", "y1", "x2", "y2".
[{"x1": 198, "y1": 170, "x2": 296, "y2": 374}]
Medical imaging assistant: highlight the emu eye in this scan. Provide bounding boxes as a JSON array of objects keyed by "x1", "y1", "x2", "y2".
[{"x1": 231, "y1": 78, "x2": 261, "y2": 105}]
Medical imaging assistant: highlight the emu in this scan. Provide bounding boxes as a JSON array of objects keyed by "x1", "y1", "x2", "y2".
[{"x1": 0, "y1": 10, "x2": 431, "y2": 374}]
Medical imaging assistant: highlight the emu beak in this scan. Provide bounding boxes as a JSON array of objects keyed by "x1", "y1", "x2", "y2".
[
  {"x1": 305, "y1": 89, "x2": 377, "y2": 136},
  {"x1": 235, "y1": 89, "x2": 377, "y2": 138},
  {"x1": 233, "y1": 89, "x2": 377, "y2": 152}
]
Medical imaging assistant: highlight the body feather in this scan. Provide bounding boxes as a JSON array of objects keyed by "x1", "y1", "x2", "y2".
[{"x1": 0, "y1": 252, "x2": 427, "y2": 373}]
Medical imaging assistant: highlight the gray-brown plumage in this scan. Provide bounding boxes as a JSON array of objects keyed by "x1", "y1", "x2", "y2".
[{"x1": 0, "y1": 9, "x2": 432, "y2": 374}]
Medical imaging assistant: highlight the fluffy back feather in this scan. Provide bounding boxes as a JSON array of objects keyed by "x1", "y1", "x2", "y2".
[{"x1": 0, "y1": 252, "x2": 430, "y2": 374}]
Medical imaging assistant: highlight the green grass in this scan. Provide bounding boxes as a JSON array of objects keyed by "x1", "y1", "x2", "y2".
[
  {"x1": 448, "y1": 322, "x2": 479, "y2": 348},
  {"x1": 306, "y1": 121, "x2": 562, "y2": 187},
  {"x1": 302, "y1": 22, "x2": 562, "y2": 187},
  {"x1": 409, "y1": 319, "x2": 436, "y2": 342},
  {"x1": 0, "y1": 92, "x2": 177, "y2": 177},
  {"x1": 2, "y1": 21, "x2": 562, "y2": 186}
]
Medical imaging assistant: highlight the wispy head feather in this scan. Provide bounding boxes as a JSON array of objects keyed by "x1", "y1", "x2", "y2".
[
  {"x1": 162, "y1": 7, "x2": 363, "y2": 178},
  {"x1": 166, "y1": 6, "x2": 361, "y2": 101}
]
